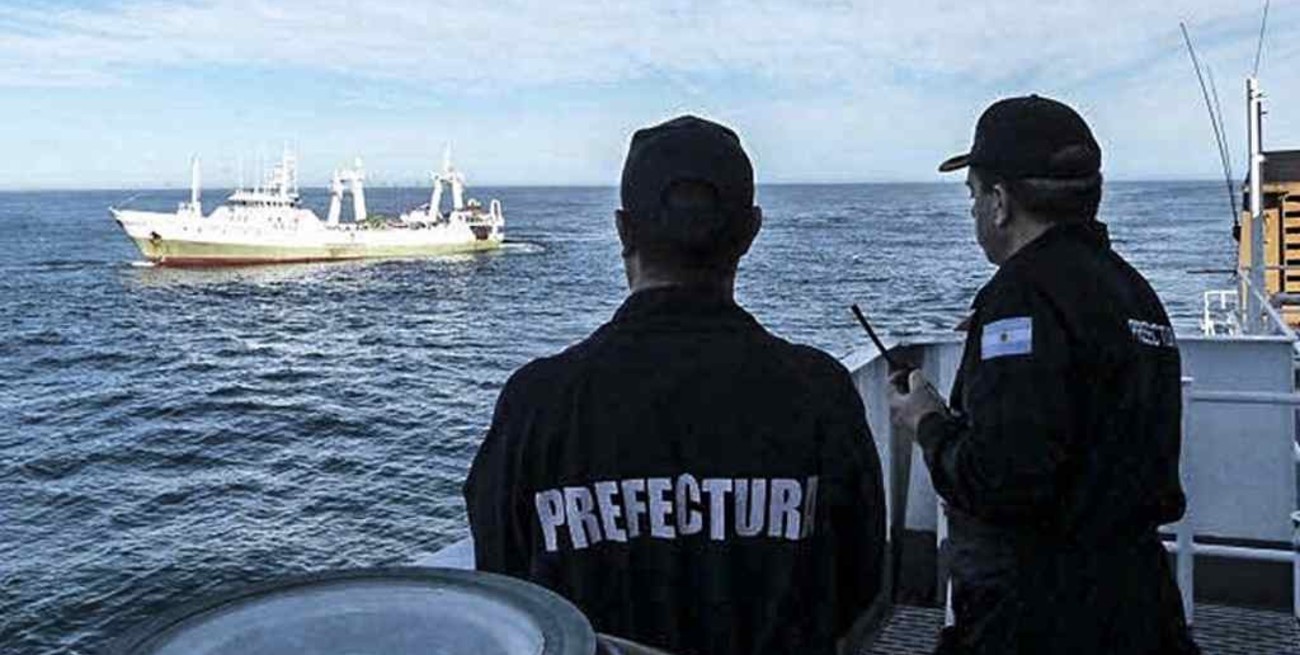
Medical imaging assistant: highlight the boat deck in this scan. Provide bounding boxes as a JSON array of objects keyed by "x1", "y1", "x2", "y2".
[{"x1": 863, "y1": 603, "x2": 1298, "y2": 655}]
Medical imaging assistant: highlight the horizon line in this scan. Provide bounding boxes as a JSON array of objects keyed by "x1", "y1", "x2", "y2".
[{"x1": 0, "y1": 178, "x2": 1233, "y2": 193}]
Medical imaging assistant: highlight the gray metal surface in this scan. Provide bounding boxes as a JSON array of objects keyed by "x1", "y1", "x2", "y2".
[
  {"x1": 861, "y1": 603, "x2": 1299, "y2": 655},
  {"x1": 847, "y1": 335, "x2": 1299, "y2": 543}
]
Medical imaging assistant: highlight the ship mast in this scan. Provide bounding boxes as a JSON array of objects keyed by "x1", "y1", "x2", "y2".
[
  {"x1": 188, "y1": 155, "x2": 202, "y2": 215},
  {"x1": 327, "y1": 171, "x2": 344, "y2": 226},
  {"x1": 350, "y1": 158, "x2": 367, "y2": 222},
  {"x1": 1245, "y1": 77, "x2": 1266, "y2": 332},
  {"x1": 429, "y1": 171, "x2": 445, "y2": 218},
  {"x1": 326, "y1": 159, "x2": 367, "y2": 225},
  {"x1": 443, "y1": 145, "x2": 466, "y2": 211}
]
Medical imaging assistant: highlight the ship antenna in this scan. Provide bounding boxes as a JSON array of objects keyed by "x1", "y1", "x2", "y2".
[
  {"x1": 1180, "y1": 22, "x2": 1238, "y2": 229},
  {"x1": 1207, "y1": 67, "x2": 1235, "y2": 206},
  {"x1": 1252, "y1": 0, "x2": 1270, "y2": 78}
]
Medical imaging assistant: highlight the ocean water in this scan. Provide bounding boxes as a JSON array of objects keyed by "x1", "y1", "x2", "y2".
[{"x1": 0, "y1": 183, "x2": 1234, "y2": 652}]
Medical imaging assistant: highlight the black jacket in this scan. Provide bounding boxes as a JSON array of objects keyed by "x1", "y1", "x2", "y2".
[
  {"x1": 465, "y1": 286, "x2": 885, "y2": 655},
  {"x1": 917, "y1": 221, "x2": 1198, "y2": 654}
]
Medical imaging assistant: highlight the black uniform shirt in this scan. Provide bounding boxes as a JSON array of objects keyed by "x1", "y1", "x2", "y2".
[
  {"x1": 465, "y1": 286, "x2": 885, "y2": 655},
  {"x1": 916, "y1": 221, "x2": 1192, "y2": 653}
]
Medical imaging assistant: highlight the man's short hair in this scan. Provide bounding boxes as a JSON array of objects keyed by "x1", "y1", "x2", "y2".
[
  {"x1": 620, "y1": 116, "x2": 755, "y2": 271},
  {"x1": 973, "y1": 167, "x2": 1104, "y2": 223}
]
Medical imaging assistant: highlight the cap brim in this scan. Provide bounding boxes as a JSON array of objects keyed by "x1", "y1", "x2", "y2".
[{"x1": 937, "y1": 153, "x2": 970, "y2": 173}]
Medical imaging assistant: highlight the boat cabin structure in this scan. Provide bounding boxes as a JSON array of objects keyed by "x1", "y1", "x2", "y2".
[{"x1": 1239, "y1": 148, "x2": 1300, "y2": 326}]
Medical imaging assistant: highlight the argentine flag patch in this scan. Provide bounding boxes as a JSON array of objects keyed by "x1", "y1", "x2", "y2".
[{"x1": 981, "y1": 316, "x2": 1033, "y2": 360}]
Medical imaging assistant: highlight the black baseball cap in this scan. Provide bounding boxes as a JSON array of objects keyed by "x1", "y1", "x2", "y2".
[
  {"x1": 938, "y1": 95, "x2": 1101, "y2": 179},
  {"x1": 620, "y1": 115, "x2": 754, "y2": 233}
]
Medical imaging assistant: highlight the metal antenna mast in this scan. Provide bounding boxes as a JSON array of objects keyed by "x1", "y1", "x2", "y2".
[
  {"x1": 1207, "y1": 67, "x2": 1235, "y2": 212},
  {"x1": 1180, "y1": 22, "x2": 1238, "y2": 229},
  {"x1": 1252, "y1": 0, "x2": 1271, "y2": 77}
]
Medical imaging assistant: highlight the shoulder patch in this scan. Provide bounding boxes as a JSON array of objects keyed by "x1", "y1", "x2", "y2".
[{"x1": 981, "y1": 316, "x2": 1033, "y2": 360}]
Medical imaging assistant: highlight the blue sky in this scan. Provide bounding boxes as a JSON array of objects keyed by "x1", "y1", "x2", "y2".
[{"x1": 0, "y1": 0, "x2": 1297, "y2": 188}]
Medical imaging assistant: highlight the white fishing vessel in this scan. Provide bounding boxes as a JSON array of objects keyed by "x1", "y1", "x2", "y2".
[{"x1": 109, "y1": 150, "x2": 504, "y2": 266}]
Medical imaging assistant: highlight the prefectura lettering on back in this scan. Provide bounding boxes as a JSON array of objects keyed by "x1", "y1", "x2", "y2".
[{"x1": 534, "y1": 474, "x2": 820, "y2": 552}]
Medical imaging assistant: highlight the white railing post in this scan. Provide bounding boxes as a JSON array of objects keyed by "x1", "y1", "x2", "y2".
[
  {"x1": 1292, "y1": 510, "x2": 1299, "y2": 623},
  {"x1": 938, "y1": 497, "x2": 953, "y2": 627},
  {"x1": 886, "y1": 388, "x2": 912, "y2": 607},
  {"x1": 1177, "y1": 377, "x2": 1196, "y2": 624}
]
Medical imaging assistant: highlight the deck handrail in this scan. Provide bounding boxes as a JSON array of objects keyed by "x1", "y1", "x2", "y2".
[
  {"x1": 1242, "y1": 276, "x2": 1300, "y2": 359},
  {"x1": 1191, "y1": 389, "x2": 1300, "y2": 405},
  {"x1": 854, "y1": 342, "x2": 1299, "y2": 628},
  {"x1": 1172, "y1": 376, "x2": 1300, "y2": 624}
]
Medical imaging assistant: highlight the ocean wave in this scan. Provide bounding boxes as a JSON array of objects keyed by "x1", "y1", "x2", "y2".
[
  {"x1": 26, "y1": 258, "x2": 110, "y2": 270},
  {"x1": 15, "y1": 329, "x2": 67, "y2": 346}
]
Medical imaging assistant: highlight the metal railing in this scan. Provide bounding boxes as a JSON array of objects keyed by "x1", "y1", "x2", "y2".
[
  {"x1": 1164, "y1": 377, "x2": 1300, "y2": 623},
  {"x1": 1203, "y1": 277, "x2": 1300, "y2": 353},
  {"x1": 919, "y1": 371, "x2": 1300, "y2": 628},
  {"x1": 1201, "y1": 289, "x2": 1240, "y2": 336}
]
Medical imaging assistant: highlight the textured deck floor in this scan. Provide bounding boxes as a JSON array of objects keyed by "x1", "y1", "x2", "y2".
[{"x1": 863, "y1": 603, "x2": 1298, "y2": 654}]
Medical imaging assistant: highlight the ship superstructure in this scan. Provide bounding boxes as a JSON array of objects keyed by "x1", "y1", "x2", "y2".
[
  {"x1": 1201, "y1": 77, "x2": 1300, "y2": 338},
  {"x1": 1235, "y1": 130, "x2": 1300, "y2": 328},
  {"x1": 110, "y1": 149, "x2": 504, "y2": 267},
  {"x1": 396, "y1": 148, "x2": 505, "y2": 244}
]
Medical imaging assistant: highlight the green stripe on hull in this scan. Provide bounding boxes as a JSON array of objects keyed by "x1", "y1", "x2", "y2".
[{"x1": 131, "y1": 237, "x2": 503, "y2": 265}]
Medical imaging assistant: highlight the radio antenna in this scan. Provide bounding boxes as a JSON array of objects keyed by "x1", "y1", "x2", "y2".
[
  {"x1": 851, "y1": 304, "x2": 900, "y2": 370},
  {"x1": 1180, "y1": 22, "x2": 1238, "y2": 228},
  {"x1": 1252, "y1": 0, "x2": 1271, "y2": 77},
  {"x1": 1206, "y1": 67, "x2": 1235, "y2": 210}
]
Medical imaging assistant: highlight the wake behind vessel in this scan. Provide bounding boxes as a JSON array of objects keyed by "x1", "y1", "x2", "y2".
[{"x1": 110, "y1": 150, "x2": 504, "y2": 266}]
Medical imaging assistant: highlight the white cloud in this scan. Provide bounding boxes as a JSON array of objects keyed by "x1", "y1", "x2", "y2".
[
  {"x1": 0, "y1": 0, "x2": 1295, "y2": 186},
  {"x1": 0, "y1": 1, "x2": 1289, "y2": 90}
]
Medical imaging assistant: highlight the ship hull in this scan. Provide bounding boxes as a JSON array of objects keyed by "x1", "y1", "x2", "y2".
[
  {"x1": 112, "y1": 209, "x2": 504, "y2": 267},
  {"x1": 127, "y1": 235, "x2": 504, "y2": 267}
]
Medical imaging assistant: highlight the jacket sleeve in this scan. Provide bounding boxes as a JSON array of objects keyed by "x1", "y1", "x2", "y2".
[
  {"x1": 463, "y1": 377, "x2": 530, "y2": 577},
  {"x1": 822, "y1": 370, "x2": 887, "y2": 638},
  {"x1": 916, "y1": 280, "x2": 1076, "y2": 527}
]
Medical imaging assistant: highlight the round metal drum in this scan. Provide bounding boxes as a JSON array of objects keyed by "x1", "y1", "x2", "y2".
[{"x1": 112, "y1": 567, "x2": 596, "y2": 655}]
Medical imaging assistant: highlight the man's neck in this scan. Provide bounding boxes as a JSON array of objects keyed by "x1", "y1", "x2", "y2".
[
  {"x1": 999, "y1": 218, "x2": 1053, "y2": 265},
  {"x1": 627, "y1": 268, "x2": 736, "y2": 301}
]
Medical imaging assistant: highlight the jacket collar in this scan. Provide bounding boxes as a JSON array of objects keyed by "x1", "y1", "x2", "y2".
[
  {"x1": 973, "y1": 220, "x2": 1111, "y2": 309},
  {"x1": 611, "y1": 285, "x2": 759, "y2": 330},
  {"x1": 1007, "y1": 220, "x2": 1111, "y2": 265}
]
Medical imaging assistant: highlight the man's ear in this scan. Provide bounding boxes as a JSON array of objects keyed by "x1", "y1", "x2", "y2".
[
  {"x1": 735, "y1": 206, "x2": 763, "y2": 257},
  {"x1": 992, "y1": 183, "x2": 1012, "y2": 228},
  {"x1": 615, "y1": 210, "x2": 635, "y2": 257}
]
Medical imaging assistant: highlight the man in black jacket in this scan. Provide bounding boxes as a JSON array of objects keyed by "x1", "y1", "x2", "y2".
[
  {"x1": 889, "y1": 96, "x2": 1199, "y2": 654},
  {"x1": 465, "y1": 115, "x2": 885, "y2": 655}
]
